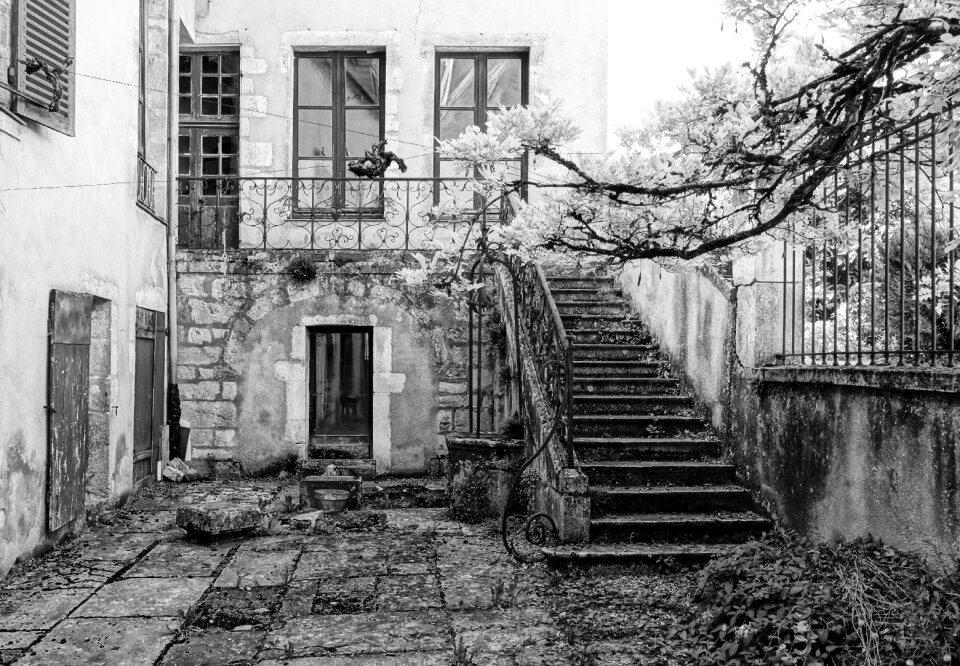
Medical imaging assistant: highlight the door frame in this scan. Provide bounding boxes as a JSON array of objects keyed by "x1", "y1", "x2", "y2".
[{"x1": 133, "y1": 307, "x2": 166, "y2": 486}]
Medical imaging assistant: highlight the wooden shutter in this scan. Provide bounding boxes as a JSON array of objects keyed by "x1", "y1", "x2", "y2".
[{"x1": 14, "y1": 0, "x2": 76, "y2": 135}]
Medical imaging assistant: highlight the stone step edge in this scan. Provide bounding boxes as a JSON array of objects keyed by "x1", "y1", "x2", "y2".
[{"x1": 542, "y1": 543, "x2": 739, "y2": 563}]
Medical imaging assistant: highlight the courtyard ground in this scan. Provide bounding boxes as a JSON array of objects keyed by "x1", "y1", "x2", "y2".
[{"x1": 0, "y1": 477, "x2": 693, "y2": 665}]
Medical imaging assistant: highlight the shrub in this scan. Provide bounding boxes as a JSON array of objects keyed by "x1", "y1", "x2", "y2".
[
  {"x1": 674, "y1": 530, "x2": 960, "y2": 665},
  {"x1": 286, "y1": 255, "x2": 317, "y2": 282}
]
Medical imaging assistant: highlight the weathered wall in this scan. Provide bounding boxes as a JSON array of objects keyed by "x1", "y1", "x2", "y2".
[
  {"x1": 622, "y1": 257, "x2": 960, "y2": 558},
  {"x1": 0, "y1": 1, "x2": 172, "y2": 576},
  {"x1": 191, "y1": 0, "x2": 608, "y2": 181},
  {"x1": 176, "y1": 250, "x2": 500, "y2": 475}
]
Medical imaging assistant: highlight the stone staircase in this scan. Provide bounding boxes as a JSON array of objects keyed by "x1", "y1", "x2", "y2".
[{"x1": 540, "y1": 273, "x2": 772, "y2": 565}]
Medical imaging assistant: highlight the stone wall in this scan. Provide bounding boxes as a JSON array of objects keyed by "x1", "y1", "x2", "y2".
[
  {"x1": 176, "y1": 250, "x2": 503, "y2": 475},
  {"x1": 621, "y1": 256, "x2": 960, "y2": 559}
]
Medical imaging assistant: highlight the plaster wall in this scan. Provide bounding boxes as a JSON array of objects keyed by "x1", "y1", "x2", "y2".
[
  {"x1": 621, "y1": 256, "x2": 960, "y2": 558},
  {"x1": 0, "y1": 1, "x2": 171, "y2": 576},
  {"x1": 176, "y1": 251, "x2": 500, "y2": 475},
  {"x1": 190, "y1": 0, "x2": 608, "y2": 183}
]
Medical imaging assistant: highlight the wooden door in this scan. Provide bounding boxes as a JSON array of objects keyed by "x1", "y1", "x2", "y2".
[
  {"x1": 133, "y1": 308, "x2": 166, "y2": 485},
  {"x1": 47, "y1": 290, "x2": 93, "y2": 531}
]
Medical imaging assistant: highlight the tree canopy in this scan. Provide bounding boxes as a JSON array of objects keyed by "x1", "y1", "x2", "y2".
[{"x1": 419, "y1": 0, "x2": 960, "y2": 286}]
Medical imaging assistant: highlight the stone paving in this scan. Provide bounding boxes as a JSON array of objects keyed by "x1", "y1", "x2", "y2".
[{"x1": 0, "y1": 480, "x2": 576, "y2": 665}]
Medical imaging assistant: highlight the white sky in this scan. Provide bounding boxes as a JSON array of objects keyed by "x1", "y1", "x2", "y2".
[{"x1": 607, "y1": 0, "x2": 754, "y2": 147}]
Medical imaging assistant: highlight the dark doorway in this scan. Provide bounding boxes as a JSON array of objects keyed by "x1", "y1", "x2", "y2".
[
  {"x1": 47, "y1": 290, "x2": 93, "y2": 532},
  {"x1": 308, "y1": 327, "x2": 373, "y2": 459},
  {"x1": 133, "y1": 307, "x2": 166, "y2": 485}
]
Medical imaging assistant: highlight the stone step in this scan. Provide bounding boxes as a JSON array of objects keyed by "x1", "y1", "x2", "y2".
[
  {"x1": 573, "y1": 415, "x2": 711, "y2": 438},
  {"x1": 591, "y1": 511, "x2": 772, "y2": 544},
  {"x1": 561, "y1": 314, "x2": 646, "y2": 330},
  {"x1": 573, "y1": 377, "x2": 681, "y2": 395},
  {"x1": 573, "y1": 344, "x2": 658, "y2": 361},
  {"x1": 574, "y1": 394, "x2": 693, "y2": 415},
  {"x1": 568, "y1": 329, "x2": 652, "y2": 345},
  {"x1": 575, "y1": 437, "x2": 721, "y2": 461},
  {"x1": 590, "y1": 485, "x2": 753, "y2": 514},
  {"x1": 573, "y1": 360, "x2": 663, "y2": 377},
  {"x1": 547, "y1": 275, "x2": 615, "y2": 289},
  {"x1": 542, "y1": 542, "x2": 739, "y2": 567},
  {"x1": 301, "y1": 458, "x2": 376, "y2": 480},
  {"x1": 581, "y1": 461, "x2": 736, "y2": 485},
  {"x1": 550, "y1": 288, "x2": 623, "y2": 302},
  {"x1": 555, "y1": 301, "x2": 626, "y2": 316}
]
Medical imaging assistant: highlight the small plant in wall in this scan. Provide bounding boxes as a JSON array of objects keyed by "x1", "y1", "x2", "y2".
[{"x1": 286, "y1": 255, "x2": 318, "y2": 282}]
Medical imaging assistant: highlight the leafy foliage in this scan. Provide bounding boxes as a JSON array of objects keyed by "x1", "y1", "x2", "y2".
[
  {"x1": 448, "y1": 460, "x2": 491, "y2": 523},
  {"x1": 675, "y1": 530, "x2": 960, "y2": 665},
  {"x1": 286, "y1": 255, "x2": 318, "y2": 282}
]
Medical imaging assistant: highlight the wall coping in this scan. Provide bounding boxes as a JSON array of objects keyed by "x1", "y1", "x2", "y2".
[{"x1": 758, "y1": 365, "x2": 960, "y2": 394}]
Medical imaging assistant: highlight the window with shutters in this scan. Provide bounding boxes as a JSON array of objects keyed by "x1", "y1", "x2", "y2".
[{"x1": 11, "y1": 0, "x2": 76, "y2": 135}]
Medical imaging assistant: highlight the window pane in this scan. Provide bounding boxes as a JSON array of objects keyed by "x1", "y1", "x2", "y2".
[
  {"x1": 298, "y1": 109, "x2": 333, "y2": 158},
  {"x1": 486, "y1": 58, "x2": 522, "y2": 106},
  {"x1": 221, "y1": 54, "x2": 239, "y2": 74},
  {"x1": 438, "y1": 160, "x2": 473, "y2": 207},
  {"x1": 439, "y1": 58, "x2": 475, "y2": 107},
  {"x1": 178, "y1": 156, "x2": 190, "y2": 175},
  {"x1": 297, "y1": 58, "x2": 333, "y2": 106},
  {"x1": 179, "y1": 55, "x2": 192, "y2": 74},
  {"x1": 179, "y1": 76, "x2": 191, "y2": 94},
  {"x1": 439, "y1": 109, "x2": 475, "y2": 140},
  {"x1": 201, "y1": 97, "x2": 218, "y2": 115},
  {"x1": 179, "y1": 135, "x2": 190, "y2": 153},
  {"x1": 201, "y1": 76, "x2": 218, "y2": 94},
  {"x1": 221, "y1": 156, "x2": 238, "y2": 175},
  {"x1": 344, "y1": 167, "x2": 381, "y2": 208},
  {"x1": 345, "y1": 108, "x2": 380, "y2": 156},
  {"x1": 202, "y1": 135, "x2": 219, "y2": 154},
  {"x1": 178, "y1": 97, "x2": 191, "y2": 114},
  {"x1": 345, "y1": 57, "x2": 379, "y2": 105},
  {"x1": 222, "y1": 135, "x2": 239, "y2": 155},
  {"x1": 298, "y1": 160, "x2": 333, "y2": 179},
  {"x1": 201, "y1": 55, "x2": 218, "y2": 73},
  {"x1": 221, "y1": 77, "x2": 239, "y2": 95},
  {"x1": 202, "y1": 157, "x2": 220, "y2": 175},
  {"x1": 220, "y1": 97, "x2": 238, "y2": 116}
]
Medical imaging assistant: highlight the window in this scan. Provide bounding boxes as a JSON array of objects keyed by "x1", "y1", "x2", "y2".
[
  {"x1": 434, "y1": 52, "x2": 528, "y2": 191},
  {"x1": 11, "y1": 0, "x2": 77, "y2": 135},
  {"x1": 294, "y1": 51, "x2": 386, "y2": 185},
  {"x1": 178, "y1": 50, "x2": 241, "y2": 248}
]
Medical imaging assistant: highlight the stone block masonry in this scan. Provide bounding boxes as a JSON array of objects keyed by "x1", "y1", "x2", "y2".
[{"x1": 176, "y1": 250, "x2": 501, "y2": 475}]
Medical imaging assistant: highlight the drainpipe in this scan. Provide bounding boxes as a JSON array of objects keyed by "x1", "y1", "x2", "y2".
[{"x1": 167, "y1": 0, "x2": 179, "y2": 448}]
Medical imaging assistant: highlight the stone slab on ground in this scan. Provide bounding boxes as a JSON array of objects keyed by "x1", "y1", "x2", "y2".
[
  {"x1": 376, "y1": 574, "x2": 442, "y2": 611},
  {"x1": 124, "y1": 540, "x2": 233, "y2": 578},
  {"x1": 258, "y1": 653, "x2": 450, "y2": 665},
  {"x1": 261, "y1": 611, "x2": 450, "y2": 659},
  {"x1": 73, "y1": 577, "x2": 211, "y2": 618},
  {"x1": 294, "y1": 548, "x2": 386, "y2": 580},
  {"x1": 301, "y1": 475, "x2": 362, "y2": 510},
  {"x1": 0, "y1": 558, "x2": 125, "y2": 590},
  {"x1": 0, "y1": 588, "x2": 93, "y2": 630},
  {"x1": 302, "y1": 458, "x2": 376, "y2": 480},
  {"x1": 214, "y1": 549, "x2": 299, "y2": 588},
  {"x1": 15, "y1": 618, "x2": 175, "y2": 666},
  {"x1": 451, "y1": 608, "x2": 572, "y2": 665},
  {"x1": 161, "y1": 629, "x2": 266, "y2": 665},
  {"x1": 177, "y1": 502, "x2": 263, "y2": 537},
  {"x1": 0, "y1": 631, "x2": 43, "y2": 650}
]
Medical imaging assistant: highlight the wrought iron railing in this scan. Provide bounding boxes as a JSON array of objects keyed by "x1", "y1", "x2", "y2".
[
  {"x1": 781, "y1": 108, "x2": 960, "y2": 367},
  {"x1": 176, "y1": 176, "x2": 497, "y2": 251},
  {"x1": 137, "y1": 154, "x2": 158, "y2": 215}
]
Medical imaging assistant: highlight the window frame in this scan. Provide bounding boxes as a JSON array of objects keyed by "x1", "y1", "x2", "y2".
[
  {"x1": 178, "y1": 48, "x2": 241, "y2": 125},
  {"x1": 433, "y1": 51, "x2": 529, "y2": 195},
  {"x1": 292, "y1": 49, "x2": 387, "y2": 182}
]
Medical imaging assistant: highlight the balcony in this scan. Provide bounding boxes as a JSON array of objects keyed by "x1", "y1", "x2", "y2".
[
  {"x1": 176, "y1": 176, "x2": 509, "y2": 251},
  {"x1": 137, "y1": 155, "x2": 158, "y2": 216}
]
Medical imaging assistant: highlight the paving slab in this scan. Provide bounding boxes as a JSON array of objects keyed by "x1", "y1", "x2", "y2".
[
  {"x1": 258, "y1": 653, "x2": 450, "y2": 665},
  {"x1": 63, "y1": 531, "x2": 164, "y2": 563},
  {"x1": 161, "y1": 628, "x2": 266, "y2": 665},
  {"x1": 0, "y1": 588, "x2": 93, "y2": 630},
  {"x1": 312, "y1": 577, "x2": 377, "y2": 615},
  {"x1": 215, "y1": 549, "x2": 299, "y2": 587},
  {"x1": 383, "y1": 508, "x2": 463, "y2": 533},
  {"x1": 279, "y1": 579, "x2": 318, "y2": 618},
  {"x1": 108, "y1": 511, "x2": 180, "y2": 532},
  {"x1": 293, "y1": 549, "x2": 386, "y2": 579},
  {"x1": 376, "y1": 575, "x2": 442, "y2": 611},
  {"x1": 0, "y1": 558, "x2": 125, "y2": 590},
  {"x1": 438, "y1": 565, "x2": 528, "y2": 611},
  {"x1": 16, "y1": 617, "x2": 175, "y2": 665},
  {"x1": 193, "y1": 586, "x2": 283, "y2": 630},
  {"x1": 0, "y1": 631, "x2": 43, "y2": 650},
  {"x1": 73, "y1": 577, "x2": 211, "y2": 617},
  {"x1": 124, "y1": 540, "x2": 233, "y2": 578},
  {"x1": 262, "y1": 611, "x2": 449, "y2": 659},
  {"x1": 451, "y1": 608, "x2": 570, "y2": 664}
]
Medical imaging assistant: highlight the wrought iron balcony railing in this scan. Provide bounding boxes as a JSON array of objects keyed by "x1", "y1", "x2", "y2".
[
  {"x1": 176, "y1": 176, "x2": 506, "y2": 251},
  {"x1": 137, "y1": 155, "x2": 158, "y2": 215}
]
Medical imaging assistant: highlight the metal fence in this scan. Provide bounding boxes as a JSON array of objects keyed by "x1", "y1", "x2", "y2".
[
  {"x1": 781, "y1": 109, "x2": 960, "y2": 367},
  {"x1": 176, "y1": 176, "x2": 506, "y2": 252}
]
